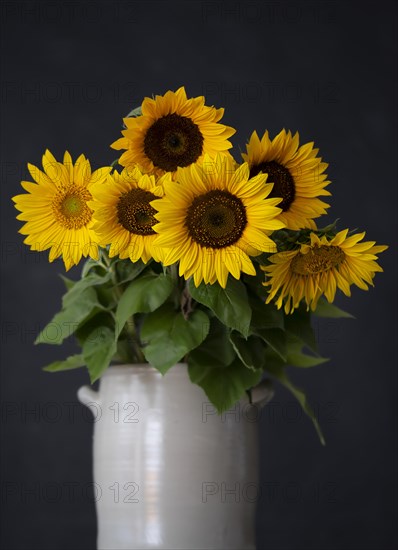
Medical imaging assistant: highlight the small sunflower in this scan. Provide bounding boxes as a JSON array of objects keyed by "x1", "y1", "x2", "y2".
[
  {"x1": 12, "y1": 150, "x2": 110, "y2": 270},
  {"x1": 90, "y1": 166, "x2": 171, "y2": 263},
  {"x1": 262, "y1": 230, "x2": 388, "y2": 314},
  {"x1": 151, "y1": 154, "x2": 285, "y2": 288},
  {"x1": 111, "y1": 86, "x2": 236, "y2": 176},
  {"x1": 242, "y1": 130, "x2": 331, "y2": 230}
]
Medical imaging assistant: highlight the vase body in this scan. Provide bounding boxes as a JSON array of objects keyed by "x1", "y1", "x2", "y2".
[{"x1": 78, "y1": 364, "x2": 259, "y2": 550}]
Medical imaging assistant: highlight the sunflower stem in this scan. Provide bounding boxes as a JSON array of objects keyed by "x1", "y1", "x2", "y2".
[
  {"x1": 169, "y1": 263, "x2": 182, "y2": 311},
  {"x1": 100, "y1": 248, "x2": 146, "y2": 364},
  {"x1": 181, "y1": 282, "x2": 194, "y2": 320},
  {"x1": 111, "y1": 282, "x2": 144, "y2": 363}
]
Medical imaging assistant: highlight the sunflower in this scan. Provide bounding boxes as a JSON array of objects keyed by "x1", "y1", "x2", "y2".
[
  {"x1": 111, "y1": 87, "x2": 236, "y2": 176},
  {"x1": 90, "y1": 166, "x2": 171, "y2": 263},
  {"x1": 12, "y1": 150, "x2": 110, "y2": 270},
  {"x1": 262, "y1": 230, "x2": 388, "y2": 314},
  {"x1": 151, "y1": 154, "x2": 285, "y2": 288},
  {"x1": 242, "y1": 130, "x2": 331, "y2": 230}
]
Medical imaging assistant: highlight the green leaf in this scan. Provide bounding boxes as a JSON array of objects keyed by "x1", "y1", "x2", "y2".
[
  {"x1": 141, "y1": 303, "x2": 209, "y2": 374},
  {"x1": 115, "y1": 259, "x2": 148, "y2": 285},
  {"x1": 188, "y1": 318, "x2": 236, "y2": 368},
  {"x1": 287, "y1": 350, "x2": 329, "y2": 368},
  {"x1": 35, "y1": 287, "x2": 102, "y2": 345},
  {"x1": 285, "y1": 332, "x2": 329, "y2": 368},
  {"x1": 264, "y1": 354, "x2": 325, "y2": 445},
  {"x1": 313, "y1": 298, "x2": 354, "y2": 319},
  {"x1": 62, "y1": 272, "x2": 112, "y2": 308},
  {"x1": 243, "y1": 268, "x2": 268, "y2": 299},
  {"x1": 188, "y1": 356, "x2": 262, "y2": 413},
  {"x1": 249, "y1": 294, "x2": 284, "y2": 330},
  {"x1": 42, "y1": 261, "x2": 119, "y2": 348},
  {"x1": 81, "y1": 258, "x2": 104, "y2": 278},
  {"x1": 229, "y1": 332, "x2": 266, "y2": 371},
  {"x1": 74, "y1": 311, "x2": 115, "y2": 346},
  {"x1": 59, "y1": 275, "x2": 75, "y2": 291},
  {"x1": 95, "y1": 285, "x2": 117, "y2": 309},
  {"x1": 263, "y1": 346, "x2": 285, "y2": 371},
  {"x1": 83, "y1": 326, "x2": 117, "y2": 382},
  {"x1": 284, "y1": 306, "x2": 318, "y2": 352},
  {"x1": 42, "y1": 354, "x2": 85, "y2": 372},
  {"x1": 253, "y1": 327, "x2": 286, "y2": 360},
  {"x1": 115, "y1": 273, "x2": 174, "y2": 339},
  {"x1": 189, "y1": 278, "x2": 252, "y2": 337}
]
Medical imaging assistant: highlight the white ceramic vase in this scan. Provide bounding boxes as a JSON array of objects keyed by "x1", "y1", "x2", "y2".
[{"x1": 78, "y1": 363, "x2": 262, "y2": 550}]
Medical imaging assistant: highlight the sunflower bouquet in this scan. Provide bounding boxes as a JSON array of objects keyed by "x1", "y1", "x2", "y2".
[{"x1": 13, "y1": 87, "x2": 387, "y2": 443}]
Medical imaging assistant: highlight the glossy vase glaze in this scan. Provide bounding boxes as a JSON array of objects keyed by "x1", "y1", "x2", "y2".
[{"x1": 78, "y1": 364, "x2": 260, "y2": 550}]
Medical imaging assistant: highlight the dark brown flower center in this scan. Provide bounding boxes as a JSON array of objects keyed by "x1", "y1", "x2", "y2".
[
  {"x1": 117, "y1": 188, "x2": 158, "y2": 235},
  {"x1": 186, "y1": 190, "x2": 247, "y2": 248},
  {"x1": 250, "y1": 161, "x2": 295, "y2": 211},
  {"x1": 291, "y1": 245, "x2": 346, "y2": 275},
  {"x1": 144, "y1": 113, "x2": 204, "y2": 172}
]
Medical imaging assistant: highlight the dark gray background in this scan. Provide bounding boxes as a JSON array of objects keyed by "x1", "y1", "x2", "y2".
[{"x1": 1, "y1": 1, "x2": 396, "y2": 549}]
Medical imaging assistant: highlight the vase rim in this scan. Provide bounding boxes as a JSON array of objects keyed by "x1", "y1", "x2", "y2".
[{"x1": 101, "y1": 363, "x2": 187, "y2": 377}]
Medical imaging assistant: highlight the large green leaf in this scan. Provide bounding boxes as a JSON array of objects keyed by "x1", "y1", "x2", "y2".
[
  {"x1": 188, "y1": 356, "x2": 262, "y2": 413},
  {"x1": 242, "y1": 268, "x2": 268, "y2": 299},
  {"x1": 313, "y1": 298, "x2": 354, "y2": 319},
  {"x1": 253, "y1": 327, "x2": 287, "y2": 360},
  {"x1": 62, "y1": 272, "x2": 112, "y2": 308},
  {"x1": 188, "y1": 318, "x2": 235, "y2": 368},
  {"x1": 189, "y1": 278, "x2": 252, "y2": 337},
  {"x1": 83, "y1": 326, "x2": 117, "y2": 382},
  {"x1": 115, "y1": 273, "x2": 174, "y2": 339},
  {"x1": 285, "y1": 333, "x2": 329, "y2": 368},
  {"x1": 81, "y1": 258, "x2": 105, "y2": 278},
  {"x1": 284, "y1": 306, "x2": 318, "y2": 352},
  {"x1": 35, "y1": 287, "x2": 102, "y2": 345},
  {"x1": 42, "y1": 354, "x2": 85, "y2": 372},
  {"x1": 229, "y1": 332, "x2": 266, "y2": 371},
  {"x1": 141, "y1": 303, "x2": 209, "y2": 374},
  {"x1": 287, "y1": 352, "x2": 329, "y2": 368},
  {"x1": 115, "y1": 259, "x2": 148, "y2": 285},
  {"x1": 249, "y1": 294, "x2": 284, "y2": 330},
  {"x1": 74, "y1": 311, "x2": 115, "y2": 346},
  {"x1": 59, "y1": 275, "x2": 75, "y2": 291}
]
